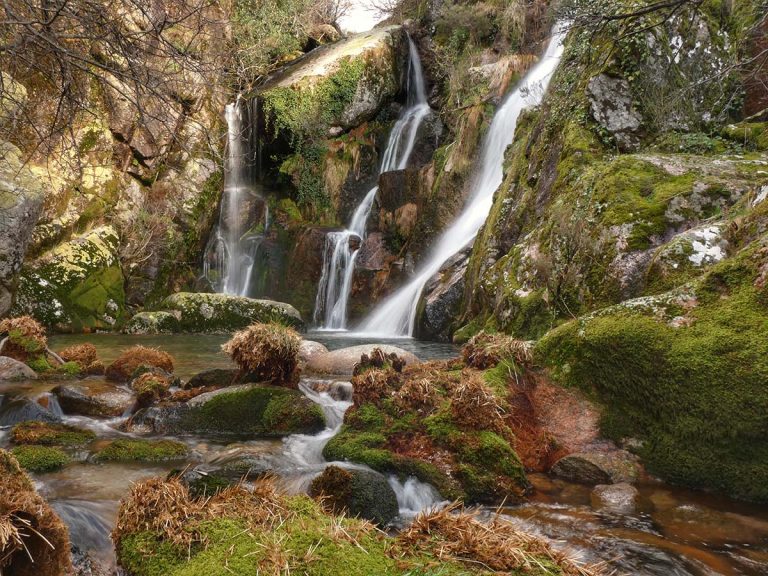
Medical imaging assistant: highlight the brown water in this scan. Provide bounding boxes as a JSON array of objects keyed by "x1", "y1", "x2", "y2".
[{"x1": 1, "y1": 334, "x2": 766, "y2": 575}]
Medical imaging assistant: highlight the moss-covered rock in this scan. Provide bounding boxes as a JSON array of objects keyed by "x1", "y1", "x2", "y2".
[
  {"x1": 160, "y1": 292, "x2": 304, "y2": 333},
  {"x1": 93, "y1": 439, "x2": 188, "y2": 463},
  {"x1": 134, "y1": 384, "x2": 324, "y2": 438},
  {"x1": 11, "y1": 226, "x2": 126, "y2": 331},
  {"x1": 123, "y1": 311, "x2": 181, "y2": 334},
  {"x1": 536, "y1": 243, "x2": 768, "y2": 501},
  {"x1": 11, "y1": 445, "x2": 71, "y2": 472},
  {"x1": 10, "y1": 421, "x2": 96, "y2": 447}
]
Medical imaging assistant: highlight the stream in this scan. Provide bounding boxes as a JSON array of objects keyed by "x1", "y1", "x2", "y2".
[{"x1": 1, "y1": 333, "x2": 767, "y2": 575}]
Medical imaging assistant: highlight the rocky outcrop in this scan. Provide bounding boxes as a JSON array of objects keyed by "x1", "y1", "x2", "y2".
[
  {"x1": 586, "y1": 74, "x2": 642, "y2": 151},
  {"x1": 0, "y1": 142, "x2": 45, "y2": 317},
  {"x1": 416, "y1": 249, "x2": 469, "y2": 341},
  {"x1": 11, "y1": 226, "x2": 125, "y2": 331},
  {"x1": 157, "y1": 292, "x2": 304, "y2": 332},
  {"x1": 123, "y1": 311, "x2": 181, "y2": 334}
]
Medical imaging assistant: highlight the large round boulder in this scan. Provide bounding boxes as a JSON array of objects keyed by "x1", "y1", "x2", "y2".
[
  {"x1": 0, "y1": 357, "x2": 38, "y2": 381},
  {"x1": 305, "y1": 345, "x2": 419, "y2": 376},
  {"x1": 310, "y1": 465, "x2": 399, "y2": 526}
]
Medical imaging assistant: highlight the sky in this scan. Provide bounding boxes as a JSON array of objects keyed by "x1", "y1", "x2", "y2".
[{"x1": 338, "y1": 0, "x2": 387, "y2": 33}]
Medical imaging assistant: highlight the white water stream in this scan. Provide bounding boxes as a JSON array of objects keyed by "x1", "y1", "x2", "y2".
[
  {"x1": 359, "y1": 26, "x2": 568, "y2": 337},
  {"x1": 314, "y1": 37, "x2": 431, "y2": 330}
]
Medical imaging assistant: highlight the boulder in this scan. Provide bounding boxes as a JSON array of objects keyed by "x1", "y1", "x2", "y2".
[
  {"x1": 184, "y1": 368, "x2": 239, "y2": 390},
  {"x1": 305, "y1": 344, "x2": 420, "y2": 376},
  {"x1": 550, "y1": 450, "x2": 640, "y2": 485},
  {"x1": 0, "y1": 356, "x2": 38, "y2": 381},
  {"x1": 0, "y1": 142, "x2": 45, "y2": 317},
  {"x1": 586, "y1": 74, "x2": 643, "y2": 151},
  {"x1": 310, "y1": 465, "x2": 400, "y2": 526},
  {"x1": 0, "y1": 398, "x2": 60, "y2": 427},
  {"x1": 591, "y1": 483, "x2": 639, "y2": 514},
  {"x1": 52, "y1": 382, "x2": 135, "y2": 417},
  {"x1": 160, "y1": 292, "x2": 304, "y2": 332},
  {"x1": 123, "y1": 311, "x2": 181, "y2": 334},
  {"x1": 298, "y1": 340, "x2": 329, "y2": 367},
  {"x1": 416, "y1": 249, "x2": 469, "y2": 341},
  {"x1": 11, "y1": 226, "x2": 125, "y2": 331},
  {"x1": 130, "y1": 384, "x2": 324, "y2": 438}
]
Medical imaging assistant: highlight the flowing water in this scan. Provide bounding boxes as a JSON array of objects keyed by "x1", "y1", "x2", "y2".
[
  {"x1": 2, "y1": 333, "x2": 768, "y2": 574},
  {"x1": 359, "y1": 25, "x2": 568, "y2": 337},
  {"x1": 314, "y1": 36, "x2": 431, "y2": 330},
  {"x1": 203, "y1": 98, "x2": 270, "y2": 297}
]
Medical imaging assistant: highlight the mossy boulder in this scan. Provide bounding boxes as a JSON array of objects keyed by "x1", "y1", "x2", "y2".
[
  {"x1": 11, "y1": 445, "x2": 71, "y2": 473},
  {"x1": 133, "y1": 384, "x2": 325, "y2": 438},
  {"x1": 123, "y1": 311, "x2": 181, "y2": 334},
  {"x1": 92, "y1": 439, "x2": 188, "y2": 463},
  {"x1": 10, "y1": 421, "x2": 96, "y2": 447},
  {"x1": 159, "y1": 292, "x2": 304, "y2": 333},
  {"x1": 309, "y1": 465, "x2": 399, "y2": 526},
  {"x1": 11, "y1": 226, "x2": 126, "y2": 331}
]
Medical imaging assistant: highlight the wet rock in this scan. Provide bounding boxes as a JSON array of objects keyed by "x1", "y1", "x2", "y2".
[
  {"x1": 298, "y1": 340, "x2": 329, "y2": 367},
  {"x1": 308, "y1": 379, "x2": 354, "y2": 402},
  {"x1": 310, "y1": 465, "x2": 399, "y2": 526},
  {"x1": 11, "y1": 226, "x2": 125, "y2": 331},
  {"x1": 0, "y1": 142, "x2": 45, "y2": 317},
  {"x1": 416, "y1": 249, "x2": 469, "y2": 341},
  {"x1": 0, "y1": 356, "x2": 38, "y2": 381},
  {"x1": 173, "y1": 466, "x2": 238, "y2": 497},
  {"x1": 131, "y1": 384, "x2": 324, "y2": 438},
  {"x1": 551, "y1": 451, "x2": 640, "y2": 485},
  {"x1": 184, "y1": 368, "x2": 239, "y2": 390},
  {"x1": 586, "y1": 74, "x2": 642, "y2": 151},
  {"x1": 305, "y1": 344, "x2": 420, "y2": 376},
  {"x1": 161, "y1": 292, "x2": 304, "y2": 332},
  {"x1": 591, "y1": 483, "x2": 639, "y2": 514},
  {"x1": 123, "y1": 311, "x2": 181, "y2": 334},
  {"x1": 52, "y1": 382, "x2": 135, "y2": 417},
  {"x1": 0, "y1": 398, "x2": 60, "y2": 427}
]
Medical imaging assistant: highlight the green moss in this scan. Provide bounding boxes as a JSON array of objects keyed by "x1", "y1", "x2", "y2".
[
  {"x1": 536, "y1": 247, "x2": 768, "y2": 501},
  {"x1": 11, "y1": 445, "x2": 70, "y2": 472},
  {"x1": 11, "y1": 421, "x2": 96, "y2": 447},
  {"x1": 721, "y1": 122, "x2": 768, "y2": 151},
  {"x1": 93, "y1": 439, "x2": 188, "y2": 463},
  {"x1": 183, "y1": 385, "x2": 324, "y2": 437}
]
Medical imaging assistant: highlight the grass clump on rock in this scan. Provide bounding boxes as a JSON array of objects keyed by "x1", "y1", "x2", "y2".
[
  {"x1": 113, "y1": 476, "x2": 601, "y2": 576},
  {"x1": 106, "y1": 346, "x2": 175, "y2": 382},
  {"x1": 131, "y1": 372, "x2": 172, "y2": 406},
  {"x1": 11, "y1": 445, "x2": 70, "y2": 473},
  {"x1": 93, "y1": 439, "x2": 188, "y2": 463},
  {"x1": 0, "y1": 316, "x2": 48, "y2": 364},
  {"x1": 58, "y1": 342, "x2": 104, "y2": 374},
  {"x1": 0, "y1": 450, "x2": 73, "y2": 575},
  {"x1": 222, "y1": 322, "x2": 301, "y2": 385},
  {"x1": 10, "y1": 421, "x2": 96, "y2": 447}
]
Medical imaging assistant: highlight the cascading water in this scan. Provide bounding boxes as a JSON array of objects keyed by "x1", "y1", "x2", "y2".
[
  {"x1": 314, "y1": 36, "x2": 431, "y2": 330},
  {"x1": 203, "y1": 98, "x2": 269, "y2": 297},
  {"x1": 359, "y1": 25, "x2": 568, "y2": 337}
]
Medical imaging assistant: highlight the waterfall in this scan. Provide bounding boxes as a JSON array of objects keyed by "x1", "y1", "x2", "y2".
[
  {"x1": 203, "y1": 98, "x2": 269, "y2": 297},
  {"x1": 359, "y1": 25, "x2": 568, "y2": 337},
  {"x1": 314, "y1": 36, "x2": 430, "y2": 330}
]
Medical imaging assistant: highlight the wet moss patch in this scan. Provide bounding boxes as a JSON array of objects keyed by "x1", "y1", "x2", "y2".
[
  {"x1": 11, "y1": 445, "x2": 71, "y2": 473},
  {"x1": 93, "y1": 439, "x2": 188, "y2": 463}
]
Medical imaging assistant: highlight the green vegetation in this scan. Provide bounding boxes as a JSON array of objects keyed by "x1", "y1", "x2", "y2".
[
  {"x1": 11, "y1": 421, "x2": 96, "y2": 447},
  {"x1": 11, "y1": 445, "x2": 70, "y2": 473},
  {"x1": 93, "y1": 439, "x2": 188, "y2": 463}
]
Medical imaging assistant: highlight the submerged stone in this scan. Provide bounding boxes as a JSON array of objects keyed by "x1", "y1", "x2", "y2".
[{"x1": 0, "y1": 398, "x2": 60, "y2": 427}]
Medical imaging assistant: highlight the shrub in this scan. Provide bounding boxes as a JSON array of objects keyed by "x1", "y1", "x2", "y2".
[
  {"x1": 105, "y1": 346, "x2": 175, "y2": 382},
  {"x1": 221, "y1": 323, "x2": 300, "y2": 385}
]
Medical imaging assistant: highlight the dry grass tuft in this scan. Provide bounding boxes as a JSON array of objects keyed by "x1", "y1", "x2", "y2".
[
  {"x1": 105, "y1": 345, "x2": 175, "y2": 382},
  {"x1": 308, "y1": 465, "x2": 353, "y2": 515},
  {"x1": 353, "y1": 348, "x2": 406, "y2": 376},
  {"x1": 131, "y1": 372, "x2": 172, "y2": 406},
  {"x1": 393, "y1": 378, "x2": 440, "y2": 414},
  {"x1": 399, "y1": 503, "x2": 605, "y2": 576},
  {"x1": 0, "y1": 316, "x2": 47, "y2": 363},
  {"x1": 462, "y1": 332, "x2": 533, "y2": 369},
  {"x1": 58, "y1": 343, "x2": 98, "y2": 369},
  {"x1": 450, "y1": 373, "x2": 508, "y2": 435},
  {"x1": 0, "y1": 449, "x2": 72, "y2": 576},
  {"x1": 221, "y1": 323, "x2": 301, "y2": 386},
  {"x1": 351, "y1": 368, "x2": 400, "y2": 406}
]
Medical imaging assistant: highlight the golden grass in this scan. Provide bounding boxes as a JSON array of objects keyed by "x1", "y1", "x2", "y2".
[
  {"x1": 221, "y1": 323, "x2": 301, "y2": 385},
  {"x1": 105, "y1": 345, "x2": 175, "y2": 382},
  {"x1": 0, "y1": 316, "x2": 47, "y2": 362},
  {"x1": 58, "y1": 342, "x2": 98, "y2": 368},
  {"x1": 450, "y1": 372, "x2": 509, "y2": 435},
  {"x1": 462, "y1": 332, "x2": 533, "y2": 369}
]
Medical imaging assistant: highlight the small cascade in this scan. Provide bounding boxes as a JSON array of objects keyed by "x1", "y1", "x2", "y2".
[
  {"x1": 359, "y1": 25, "x2": 568, "y2": 337},
  {"x1": 314, "y1": 36, "x2": 430, "y2": 330},
  {"x1": 44, "y1": 392, "x2": 64, "y2": 418},
  {"x1": 388, "y1": 476, "x2": 445, "y2": 519},
  {"x1": 203, "y1": 97, "x2": 269, "y2": 297}
]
